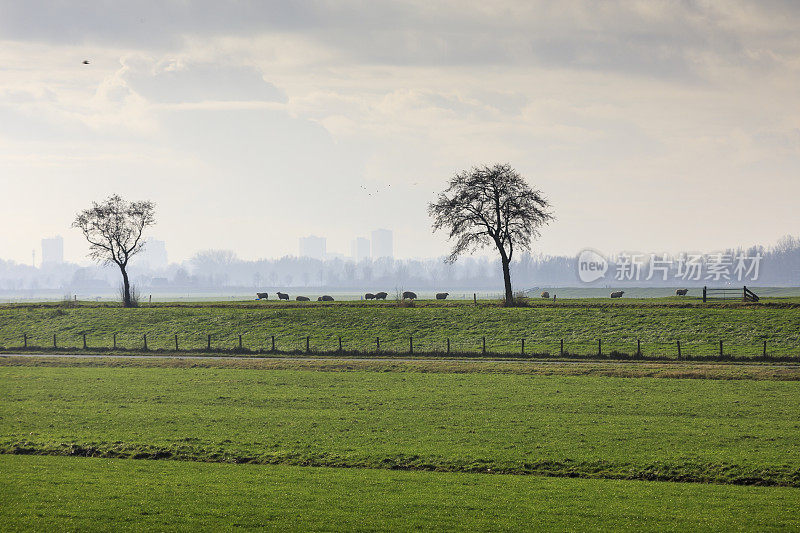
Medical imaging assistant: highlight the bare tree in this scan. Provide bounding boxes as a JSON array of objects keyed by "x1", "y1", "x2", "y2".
[
  {"x1": 428, "y1": 164, "x2": 553, "y2": 304},
  {"x1": 72, "y1": 195, "x2": 156, "y2": 307}
]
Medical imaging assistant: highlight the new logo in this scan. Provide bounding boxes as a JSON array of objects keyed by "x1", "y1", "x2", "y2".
[{"x1": 577, "y1": 249, "x2": 608, "y2": 283}]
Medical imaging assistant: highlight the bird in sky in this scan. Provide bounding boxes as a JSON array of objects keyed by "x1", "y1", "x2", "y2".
[{"x1": 82, "y1": 60, "x2": 90, "y2": 65}]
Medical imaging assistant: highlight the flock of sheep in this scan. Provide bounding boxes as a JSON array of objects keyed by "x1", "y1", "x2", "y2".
[
  {"x1": 256, "y1": 292, "x2": 335, "y2": 301},
  {"x1": 539, "y1": 289, "x2": 690, "y2": 299},
  {"x1": 255, "y1": 289, "x2": 692, "y2": 301},
  {"x1": 255, "y1": 291, "x2": 450, "y2": 302}
]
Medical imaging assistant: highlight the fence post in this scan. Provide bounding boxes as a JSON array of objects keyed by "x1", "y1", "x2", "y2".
[
  {"x1": 637, "y1": 339, "x2": 641, "y2": 358},
  {"x1": 239, "y1": 334, "x2": 243, "y2": 350},
  {"x1": 23, "y1": 334, "x2": 27, "y2": 349},
  {"x1": 376, "y1": 337, "x2": 380, "y2": 353},
  {"x1": 306, "y1": 336, "x2": 310, "y2": 354},
  {"x1": 271, "y1": 335, "x2": 275, "y2": 352},
  {"x1": 83, "y1": 334, "x2": 87, "y2": 350},
  {"x1": 521, "y1": 338, "x2": 525, "y2": 355},
  {"x1": 338, "y1": 336, "x2": 342, "y2": 354},
  {"x1": 53, "y1": 334, "x2": 57, "y2": 349},
  {"x1": 409, "y1": 336, "x2": 413, "y2": 355},
  {"x1": 598, "y1": 339, "x2": 602, "y2": 357},
  {"x1": 677, "y1": 340, "x2": 681, "y2": 360},
  {"x1": 113, "y1": 333, "x2": 117, "y2": 349},
  {"x1": 560, "y1": 339, "x2": 563, "y2": 357},
  {"x1": 703, "y1": 286, "x2": 707, "y2": 303},
  {"x1": 143, "y1": 334, "x2": 148, "y2": 351},
  {"x1": 482, "y1": 336, "x2": 486, "y2": 355},
  {"x1": 207, "y1": 334, "x2": 211, "y2": 350},
  {"x1": 446, "y1": 338, "x2": 450, "y2": 355},
  {"x1": 474, "y1": 293, "x2": 477, "y2": 306},
  {"x1": 719, "y1": 340, "x2": 723, "y2": 357},
  {"x1": 763, "y1": 340, "x2": 767, "y2": 358}
]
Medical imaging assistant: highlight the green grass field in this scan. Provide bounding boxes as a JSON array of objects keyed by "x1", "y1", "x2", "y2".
[
  {"x1": 3, "y1": 358, "x2": 800, "y2": 530},
  {"x1": 3, "y1": 363, "x2": 800, "y2": 485},
  {"x1": 3, "y1": 455, "x2": 799, "y2": 532},
  {"x1": 1, "y1": 300, "x2": 799, "y2": 358},
  {"x1": 2, "y1": 297, "x2": 799, "y2": 530}
]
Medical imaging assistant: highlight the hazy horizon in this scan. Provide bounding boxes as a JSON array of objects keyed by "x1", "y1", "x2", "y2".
[
  {"x1": 4, "y1": 231, "x2": 799, "y2": 269},
  {"x1": 2, "y1": 1, "x2": 799, "y2": 264}
]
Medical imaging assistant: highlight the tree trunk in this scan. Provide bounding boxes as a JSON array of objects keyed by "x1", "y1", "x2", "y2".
[
  {"x1": 120, "y1": 265, "x2": 132, "y2": 308},
  {"x1": 499, "y1": 252, "x2": 513, "y2": 305},
  {"x1": 501, "y1": 259, "x2": 513, "y2": 304}
]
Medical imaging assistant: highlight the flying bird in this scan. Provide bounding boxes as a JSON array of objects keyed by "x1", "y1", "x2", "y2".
[{"x1": 82, "y1": 60, "x2": 90, "y2": 65}]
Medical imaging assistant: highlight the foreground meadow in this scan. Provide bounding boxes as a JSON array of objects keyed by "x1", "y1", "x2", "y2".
[
  {"x1": 2, "y1": 362, "x2": 800, "y2": 485},
  {"x1": 2, "y1": 455, "x2": 799, "y2": 532},
  {"x1": 2, "y1": 358, "x2": 800, "y2": 530},
  {"x1": 1, "y1": 301, "x2": 799, "y2": 358}
]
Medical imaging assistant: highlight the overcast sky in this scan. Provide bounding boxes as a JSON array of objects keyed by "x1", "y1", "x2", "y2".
[{"x1": 1, "y1": 0, "x2": 799, "y2": 264}]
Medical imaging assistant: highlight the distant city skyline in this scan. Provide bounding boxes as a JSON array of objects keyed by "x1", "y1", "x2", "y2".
[
  {"x1": 12, "y1": 229, "x2": 403, "y2": 268},
  {"x1": 40, "y1": 236, "x2": 64, "y2": 266},
  {"x1": 301, "y1": 230, "x2": 393, "y2": 261},
  {"x1": 371, "y1": 229, "x2": 393, "y2": 259},
  {"x1": 136, "y1": 239, "x2": 169, "y2": 270},
  {"x1": 298, "y1": 235, "x2": 327, "y2": 260},
  {"x1": 351, "y1": 237, "x2": 370, "y2": 262},
  {"x1": 10, "y1": 229, "x2": 800, "y2": 269}
]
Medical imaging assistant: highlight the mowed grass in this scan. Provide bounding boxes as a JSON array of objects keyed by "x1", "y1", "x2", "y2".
[
  {"x1": 2, "y1": 365, "x2": 800, "y2": 485},
  {"x1": 6, "y1": 355, "x2": 800, "y2": 381},
  {"x1": 1, "y1": 302, "x2": 799, "y2": 357},
  {"x1": 2, "y1": 455, "x2": 799, "y2": 532}
]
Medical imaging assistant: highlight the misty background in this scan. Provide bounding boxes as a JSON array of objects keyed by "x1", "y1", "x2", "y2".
[{"x1": 1, "y1": 234, "x2": 798, "y2": 301}]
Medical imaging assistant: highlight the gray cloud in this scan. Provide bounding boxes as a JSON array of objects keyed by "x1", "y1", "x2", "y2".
[
  {"x1": 2, "y1": 1, "x2": 799, "y2": 80},
  {"x1": 123, "y1": 61, "x2": 286, "y2": 103}
]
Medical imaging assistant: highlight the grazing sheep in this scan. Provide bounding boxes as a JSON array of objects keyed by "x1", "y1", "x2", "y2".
[
  {"x1": 277, "y1": 292, "x2": 289, "y2": 300},
  {"x1": 296, "y1": 296, "x2": 310, "y2": 301},
  {"x1": 256, "y1": 292, "x2": 268, "y2": 300},
  {"x1": 318, "y1": 295, "x2": 334, "y2": 301},
  {"x1": 365, "y1": 293, "x2": 375, "y2": 300},
  {"x1": 610, "y1": 291, "x2": 624, "y2": 298},
  {"x1": 374, "y1": 292, "x2": 388, "y2": 300},
  {"x1": 540, "y1": 291, "x2": 550, "y2": 299},
  {"x1": 436, "y1": 292, "x2": 449, "y2": 300},
  {"x1": 676, "y1": 288, "x2": 689, "y2": 296},
  {"x1": 402, "y1": 291, "x2": 417, "y2": 300}
]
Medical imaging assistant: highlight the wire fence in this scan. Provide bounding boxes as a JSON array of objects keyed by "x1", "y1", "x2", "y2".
[{"x1": 4, "y1": 331, "x2": 799, "y2": 362}]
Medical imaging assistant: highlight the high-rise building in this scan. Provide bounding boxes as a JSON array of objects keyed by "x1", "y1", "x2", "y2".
[
  {"x1": 41, "y1": 236, "x2": 64, "y2": 264},
  {"x1": 351, "y1": 237, "x2": 371, "y2": 262},
  {"x1": 371, "y1": 229, "x2": 393, "y2": 259},
  {"x1": 138, "y1": 239, "x2": 168, "y2": 269},
  {"x1": 299, "y1": 235, "x2": 326, "y2": 260}
]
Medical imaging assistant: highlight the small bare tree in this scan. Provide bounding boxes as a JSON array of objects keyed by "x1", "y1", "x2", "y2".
[
  {"x1": 72, "y1": 195, "x2": 156, "y2": 307},
  {"x1": 428, "y1": 164, "x2": 553, "y2": 305}
]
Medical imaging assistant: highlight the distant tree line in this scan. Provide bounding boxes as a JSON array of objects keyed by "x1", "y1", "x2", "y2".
[{"x1": 1, "y1": 235, "x2": 798, "y2": 293}]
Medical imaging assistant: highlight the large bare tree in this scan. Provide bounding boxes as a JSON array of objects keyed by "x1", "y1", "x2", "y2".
[
  {"x1": 428, "y1": 164, "x2": 553, "y2": 304},
  {"x1": 73, "y1": 195, "x2": 156, "y2": 307}
]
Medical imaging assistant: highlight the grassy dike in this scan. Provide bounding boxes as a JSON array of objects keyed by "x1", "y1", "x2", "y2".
[{"x1": 1, "y1": 301, "x2": 799, "y2": 358}]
